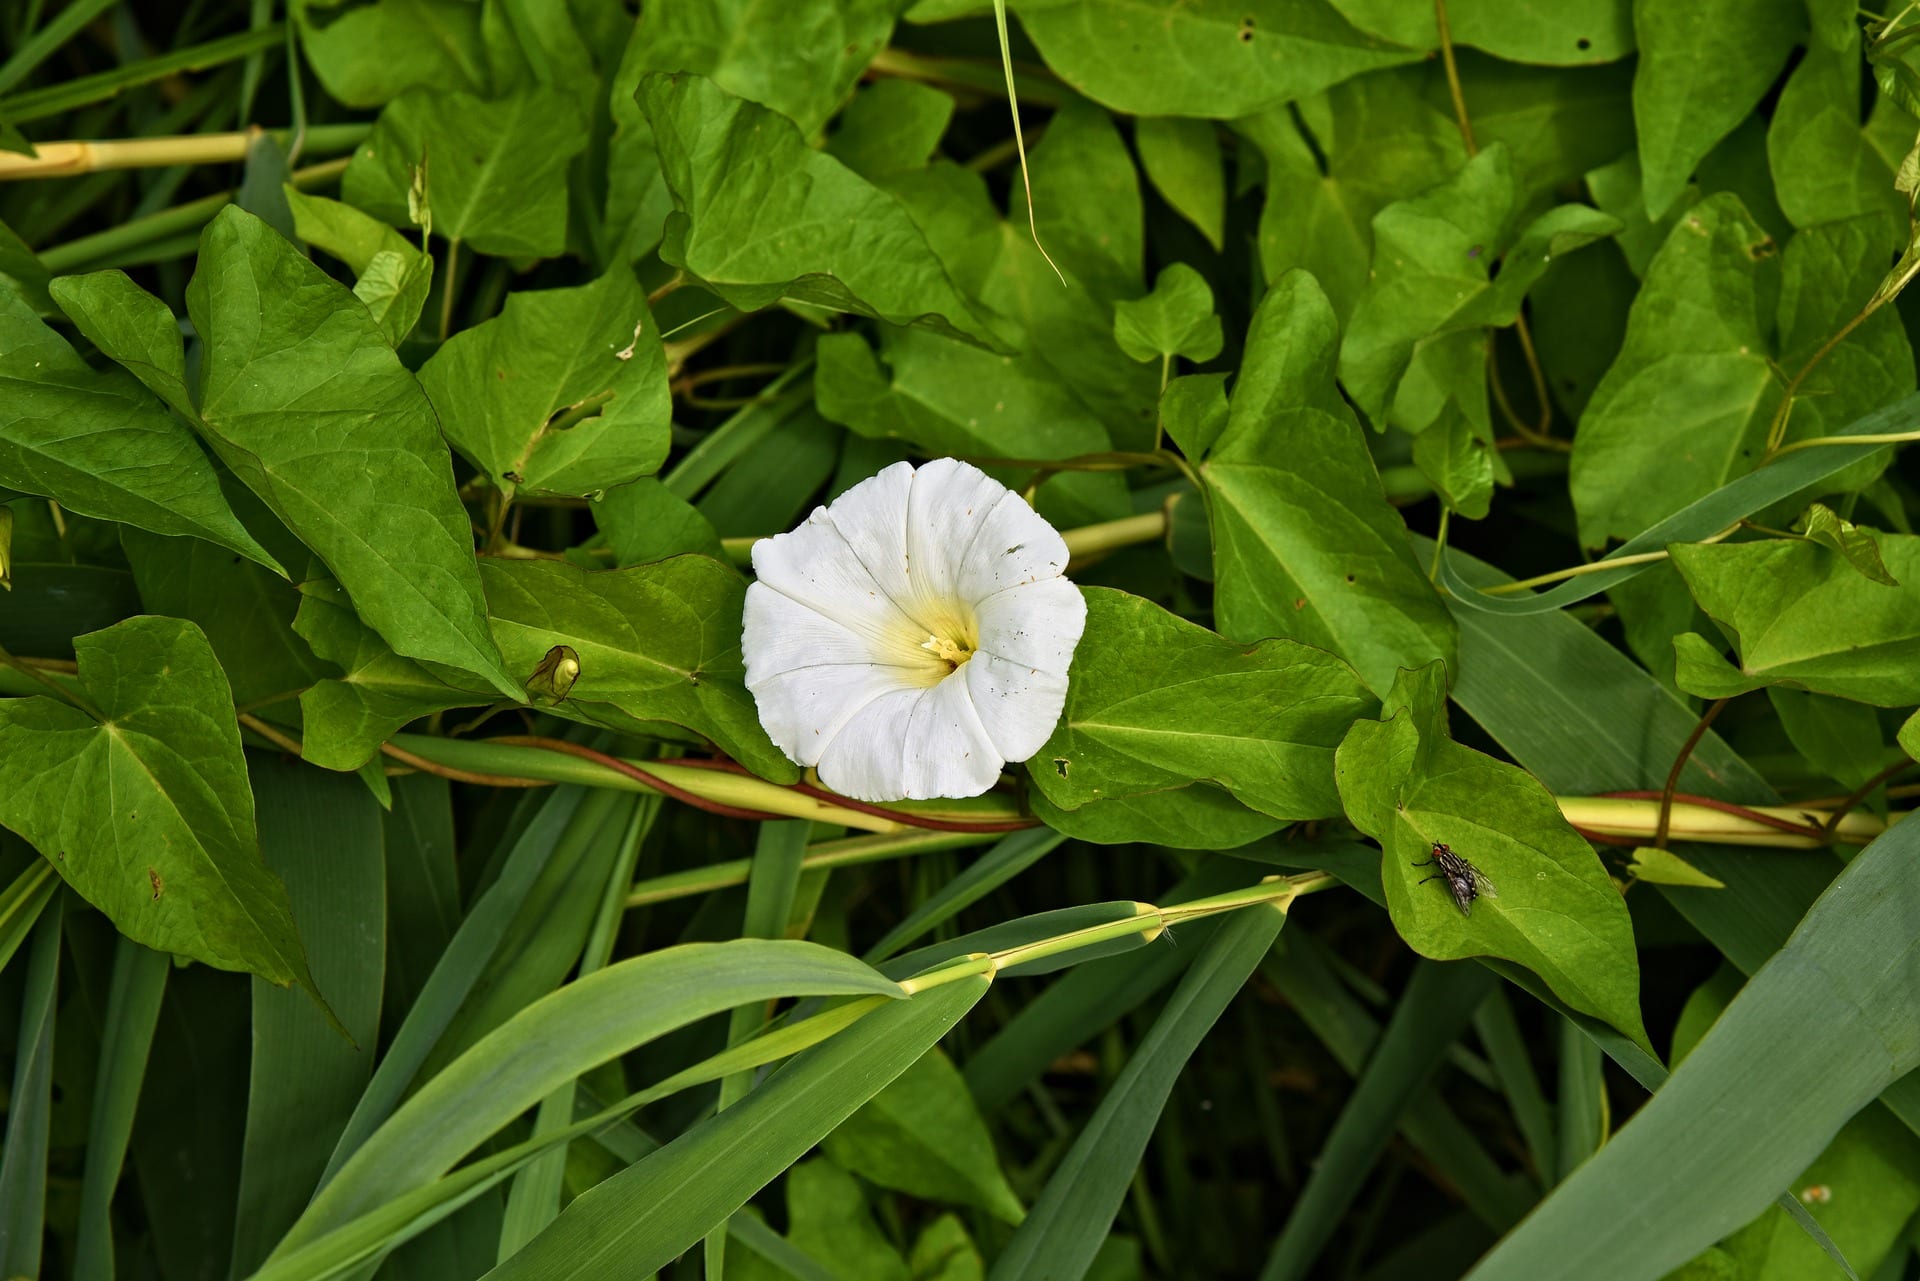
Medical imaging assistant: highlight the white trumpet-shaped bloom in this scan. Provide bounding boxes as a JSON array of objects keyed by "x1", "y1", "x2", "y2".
[{"x1": 742, "y1": 459, "x2": 1087, "y2": 802}]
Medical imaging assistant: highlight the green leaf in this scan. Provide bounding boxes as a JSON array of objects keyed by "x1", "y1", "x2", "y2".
[
  {"x1": 478, "y1": 555, "x2": 796, "y2": 779},
  {"x1": 5, "y1": 280, "x2": 274, "y2": 569},
  {"x1": 294, "y1": 0, "x2": 488, "y2": 109},
  {"x1": 285, "y1": 188, "x2": 434, "y2": 345},
  {"x1": 1412, "y1": 404, "x2": 1495, "y2": 520},
  {"x1": 1669, "y1": 535, "x2": 1920, "y2": 705},
  {"x1": 593, "y1": 479, "x2": 725, "y2": 565},
  {"x1": 1768, "y1": 687, "x2": 1885, "y2": 789},
  {"x1": 827, "y1": 79, "x2": 957, "y2": 181},
  {"x1": 342, "y1": 87, "x2": 588, "y2": 257},
  {"x1": 0, "y1": 219, "x2": 51, "y2": 314},
  {"x1": 1011, "y1": 0, "x2": 1420, "y2": 118},
  {"x1": 823, "y1": 1048, "x2": 1025, "y2": 1223},
  {"x1": 779, "y1": 1160, "x2": 911, "y2": 1281},
  {"x1": 277, "y1": 939, "x2": 906, "y2": 1253},
  {"x1": 0, "y1": 898, "x2": 59, "y2": 1280},
  {"x1": 1028, "y1": 782, "x2": 1286, "y2": 850},
  {"x1": 71, "y1": 935, "x2": 167, "y2": 1281},
  {"x1": 121, "y1": 525, "x2": 326, "y2": 711},
  {"x1": 986, "y1": 906, "x2": 1283, "y2": 1281},
  {"x1": 1199, "y1": 270, "x2": 1457, "y2": 693},
  {"x1": 1625, "y1": 846, "x2": 1726, "y2": 889},
  {"x1": 1030, "y1": 587, "x2": 1376, "y2": 821},
  {"x1": 1134, "y1": 116, "x2": 1226, "y2": 250},
  {"x1": 910, "y1": 1216, "x2": 985, "y2": 1281},
  {"x1": 641, "y1": 72, "x2": 1002, "y2": 349},
  {"x1": 1334, "y1": 662, "x2": 1649, "y2": 1048},
  {"x1": 1340, "y1": 144, "x2": 1619, "y2": 431},
  {"x1": 1795, "y1": 502, "x2": 1899, "y2": 585},
  {"x1": 293, "y1": 578, "x2": 493, "y2": 772},
  {"x1": 1766, "y1": 43, "x2": 1910, "y2": 236},
  {"x1": 186, "y1": 206, "x2": 519, "y2": 699},
  {"x1": 1461, "y1": 814, "x2": 1920, "y2": 1281},
  {"x1": 1238, "y1": 70, "x2": 1466, "y2": 322},
  {"x1": 1570, "y1": 199, "x2": 1911, "y2": 550},
  {"x1": 1159, "y1": 372, "x2": 1229, "y2": 459},
  {"x1": 1447, "y1": 0, "x2": 1634, "y2": 64},
  {"x1": 0, "y1": 617, "x2": 318, "y2": 993},
  {"x1": 1112, "y1": 263, "x2": 1223, "y2": 364},
  {"x1": 487, "y1": 974, "x2": 989, "y2": 1280},
  {"x1": 626, "y1": 0, "x2": 899, "y2": 137},
  {"x1": 419, "y1": 268, "x2": 670, "y2": 502},
  {"x1": 1632, "y1": 0, "x2": 1804, "y2": 219}
]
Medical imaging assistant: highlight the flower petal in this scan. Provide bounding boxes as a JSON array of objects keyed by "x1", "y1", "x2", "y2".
[
  {"x1": 748, "y1": 505, "x2": 929, "y2": 668},
  {"x1": 815, "y1": 673, "x2": 1003, "y2": 802},
  {"x1": 955, "y1": 488, "x2": 1072, "y2": 601},
  {"x1": 746, "y1": 660, "x2": 913, "y2": 769},
  {"x1": 974, "y1": 578, "x2": 1087, "y2": 676},
  {"x1": 966, "y1": 650, "x2": 1069, "y2": 762},
  {"x1": 812, "y1": 460, "x2": 924, "y2": 624},
  {"x1": 903, "y1": 458, "x2": 1011, "y2": 618},
  {"x1": 742, "y1": 582, "x2": 889, "y2": 678}
]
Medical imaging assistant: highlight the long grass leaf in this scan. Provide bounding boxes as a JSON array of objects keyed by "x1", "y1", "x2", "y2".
[
  {"x1": 0, "y1": 893, "x2": 61, "y2": 1276},
  {"x1": 1258, "y1": 959, "x2": 1496, "y2": 1281},
  {"x1": 863, "y1": 828, "x2": 1064, "y2": 964},
  {"x1": 486, "y1": 975, "x2": 989, "y2": 1279},
  {"x1": 73, "y1": 936, "x2": 169, "y2": 1281},
  {"x1": 987, "y1": 905, "x2": 1285, "y2": 1281},
  {"x1": 1463, "y1": 812, "x2": 1920, "y2": 1281}
]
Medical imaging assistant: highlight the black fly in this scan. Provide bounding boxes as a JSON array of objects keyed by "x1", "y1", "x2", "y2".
[{"x1": 1412, "y1": 843, "x2": 1497, "y2": 917}]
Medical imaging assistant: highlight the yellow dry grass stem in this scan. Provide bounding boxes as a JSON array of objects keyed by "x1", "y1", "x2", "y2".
[{"x1": 1558, "y1": 796, "x2": 1893, "y2": 848}]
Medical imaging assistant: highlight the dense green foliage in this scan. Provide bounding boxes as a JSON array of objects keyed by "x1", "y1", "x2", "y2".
[{"x1": 2, "y1": 1, "x2": 1920, "y2": 1279}]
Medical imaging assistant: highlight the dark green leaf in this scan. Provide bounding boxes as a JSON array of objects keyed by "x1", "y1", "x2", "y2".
[
  {"x1": 1134, "y1": 116, "x2": 1226, "y2": 250},
  {"x1": 295, "y1": 0, "x2": 488, "y2": 109},
  {"x1": 827, "y1": 79, "x2": 957, "y2": 181}
]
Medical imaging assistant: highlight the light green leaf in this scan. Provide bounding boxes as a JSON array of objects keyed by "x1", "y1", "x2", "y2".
[
  {"x1": 1412, "y1": 404, "x2": 1495, "y2": 520},
  {"x1": 910, "y1": 1216, "x2": 985, "y2": 1281},
  {"x1": 1334, "y1": 662, "x2": 1649, "y2": 1047},
  {"x1": 780, "y1": 1160, "x2": 911, "y2": 1281},
  {"x1": 1112, "y1": 263, "x2": 1223, "y2": 364},
  {"x1": 823, "y1": 1049, "x2": 1025, "y2": 1224},
  {"x1": 1031, "y1": 587, "x2": 1375, "y2": 821},
  {"x1": 1200, "y1": 270, "x2": 1457, "y2": 693},
  {"x1": 45, "y1": 269, "x2": 194, "y2": 414},
  {"x1": 1632, "y1": 0, "x2": 1804, "y2": 219},
  {"x1": 1447, "y1": 0, "x2": 1633, "y2": 64},
  {"x1": 0, "y1": 617, "x2": 318, "y2": 993},
  {"x1": 1134, "y1": 116, "x2": 1225, "y2": 250},
  {"x1": 1625, "y1": 847, "x2": 1726, "y2": 889},
  {"x1": 351, "y1": 248, "x2": 435, "y2": 347},
  {"x1": 293, "y1": 579, "x2": 494, "y2": 772},
  {"x1": 487, "y1": 974, "x2": 989, "y2": 1280},
  {"x1": 641, "y1": 72, "x2": 1002, "y2": 349},
  {"x1": 295, "y1": 0, "x2": 488, "y2": 109},
  {"x1": 1770, "y1": 687, "x2": 1885, "y2": 789},
  {"x1": 420, "y1": 269, "x2": 669, "y2": 502},
  {"x1": 5, "y1": 280, "x2": 274, "y2": 569},
  {"x1": 478, "y1": 555, "x2": 796, "y2": 780},
  {"x1": 1795, "y1": 502, "x2": 1899, "y2": 585},
  {"x1": 1670, "y1": 535, "x2": 1920, "y2": 705},
  {"x1": 1012, "y1": 0, "x2": 1420, "y2": 118},
  {"x1": 1238, "y1": 70, "x2": 1466, "y2": 322},
  {"x1": 186, "y1": 206, "x2": 519, "y2": 698},
  {"x1": 342, "y1": 87, "x2": 588, "y2": 258},
  {"x1": 827, "y1": 79, "x2": 957, "y2": 181}
]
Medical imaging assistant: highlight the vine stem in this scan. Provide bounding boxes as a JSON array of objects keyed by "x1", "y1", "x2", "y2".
[
  {"x1": 1654, "y1": 698, "x2": 1729, "y2": 849},
  {"x1": 1435, "y1": 0, "x2": 1477, "y2": 154},
  {"x1": 1820, "y1": 758, "x2": 1916, "y2": 838},
  {"x1": 1477, "y1": 524, "x2": 1739, "y2": 596}
]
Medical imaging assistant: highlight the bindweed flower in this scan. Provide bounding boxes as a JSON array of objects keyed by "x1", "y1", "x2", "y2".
[{"x1": 742, "y1": 459, "x2": 1087, "y2": 802}]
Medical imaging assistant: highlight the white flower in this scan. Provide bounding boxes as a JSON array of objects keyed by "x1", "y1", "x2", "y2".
[{"x1": 742, "y1": 459, "x2": 1087, "y2": 802}]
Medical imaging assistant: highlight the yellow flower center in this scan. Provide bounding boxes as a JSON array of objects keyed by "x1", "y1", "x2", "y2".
[{"x1": 921, "y1": 632, "x2": 974, "y2": 668}]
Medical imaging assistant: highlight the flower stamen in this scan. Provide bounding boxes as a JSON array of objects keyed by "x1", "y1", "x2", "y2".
[{"x1": 921, "y1": 632, "x2": 975, "y2": 670}]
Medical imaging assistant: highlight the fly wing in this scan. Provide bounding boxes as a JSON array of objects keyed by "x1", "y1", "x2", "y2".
[
  {"x1": 1469, "y1": 867, "x2": 1499, "y2": 900},
  {"x1": 1447, "y1": 874, "x2": 1477, "y2": 917}
]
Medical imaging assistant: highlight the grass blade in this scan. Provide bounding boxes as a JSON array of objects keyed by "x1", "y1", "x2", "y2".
[
  {"x1": 987, "y1": 904, "x2": 1286, "y2": 1281},
  {"x1": 0, "y1": 859, "x2": 57, "y2": 975},
  {"x1": 73, "y1": 936, "x2": 169, "y2": 1281},
  {"x1": 1258, "y1": 959, "x2": 1497, "y2": 1281},
  {"x1": 0, "y1": 892, "x2": 61, "y2": 1277},
  {"x1": 1463, "y1": 814, "x2": 1920, "y2": 1281},
  {"x1": 233, "y1": 758, "x2": 388, "y2": 1276},
  {"x1": 862, "y1": 827, "x2": 1065, "y2": 964},
  {"x1": 487, "y1": 974, "x2": 990, "y2": 1279},
  {"x1": 1472, "y1": 986, "x2": 1556, "y2": 1184}
]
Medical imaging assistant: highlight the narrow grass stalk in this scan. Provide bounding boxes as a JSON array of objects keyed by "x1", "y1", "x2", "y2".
[{"x1": 0, "y1": 123, "x2": 366, "y2": 180}]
